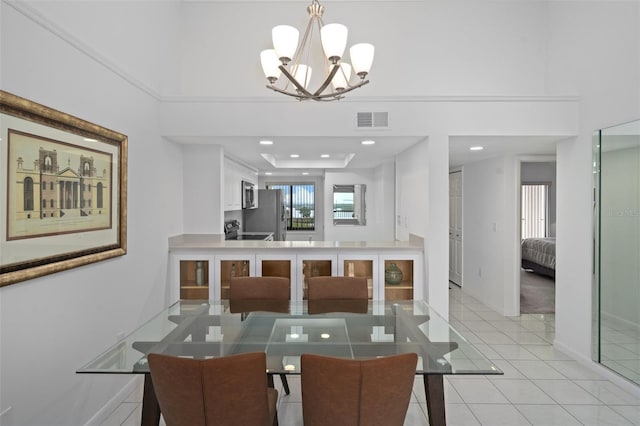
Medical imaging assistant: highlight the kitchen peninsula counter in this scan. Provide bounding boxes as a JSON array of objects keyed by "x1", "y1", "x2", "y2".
[{"x1": 169, "y1": 234, "x2": 424, "y2": 251}]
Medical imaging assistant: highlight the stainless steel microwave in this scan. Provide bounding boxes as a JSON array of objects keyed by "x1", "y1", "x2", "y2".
[{"x1": 242, "y1": 180, "x2": 258, "y2": 209}]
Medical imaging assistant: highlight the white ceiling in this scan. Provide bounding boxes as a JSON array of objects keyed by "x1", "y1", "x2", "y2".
[
  {"x1": 449, "y1": 136, "x2": 560, "y2": 168},
  {"x1": 166, "y1": 135, "x2": 427, "y2": 173},
  {"x1": 168, "y1": 134, "x2": 560, "y2": 173}
]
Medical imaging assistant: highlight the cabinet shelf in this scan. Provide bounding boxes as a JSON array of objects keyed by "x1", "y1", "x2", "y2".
[
  {"x1": 220, "y1": 260, "x2": 251, "y2": 299},
  {"x1": 383, "y1": 259, "x2": 414, "y2": 301},
  {"x1": 180, "y1": 260, "x2": 209, "y2": 300},
  {"x1": 301, "y1": 259, "x2": 333, "y2": 300},
  {"x1": 342, "y1": 259, "x2": 374, "y2": 299}
]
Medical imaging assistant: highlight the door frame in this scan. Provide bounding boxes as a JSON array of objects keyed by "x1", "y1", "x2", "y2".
[
  {"x1": 449, "y1": 168, "x2": 463, "y2": 286},
  {"x1": 515, "y1": 155, "x2": 557, "y2": 315}
]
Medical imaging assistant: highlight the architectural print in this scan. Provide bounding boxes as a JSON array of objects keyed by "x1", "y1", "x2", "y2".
[{"x1": 7, "y1": 129, "x2": 112, "y2": 239}]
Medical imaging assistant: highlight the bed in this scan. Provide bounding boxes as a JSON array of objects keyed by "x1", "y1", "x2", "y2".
[{"x1": 521, "y1": 237, "x2": 556, "y2": 278}]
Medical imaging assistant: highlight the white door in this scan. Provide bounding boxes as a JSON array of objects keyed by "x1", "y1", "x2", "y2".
[{"x1": 449, "y1": 171, "x2": 463, "y2": 285}]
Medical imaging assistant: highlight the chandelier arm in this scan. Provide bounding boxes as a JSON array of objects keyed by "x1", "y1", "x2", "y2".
[
  {"x1": 265, "y1": 85, "x2": 307, "y2": 101},
  {"x1": 313, "y1": 64, "x2": 340, "y2": 97},
  {"x1": 268, "y1": 86, "x2": 342, "y2": 101},
  {"x1": 279, "y1": 65, "x2": 316, "y2": 98},
  {"x1": 311, "y1": 79, "x2": 369, "y2": 100},
  {"x1": 267, "y1": 79, "x2": 369, "y2": 101}
]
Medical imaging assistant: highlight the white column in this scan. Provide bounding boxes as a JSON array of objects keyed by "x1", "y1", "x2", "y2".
[
  {"x1": 555, "y1": 136, "x2": 593, "y2": 359},
  {"x1": 426, "y1": 132, "x2": 450, "y2": 319}
]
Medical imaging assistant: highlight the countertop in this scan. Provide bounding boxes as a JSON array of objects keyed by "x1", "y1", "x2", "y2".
[{"x1": 168, "y1": 234, "x2": 424, "y2": 251}]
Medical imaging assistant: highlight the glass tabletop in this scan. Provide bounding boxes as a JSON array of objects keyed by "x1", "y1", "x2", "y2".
[{"x1": 77, "y1": 299, "x2": 502, "y2": 376}]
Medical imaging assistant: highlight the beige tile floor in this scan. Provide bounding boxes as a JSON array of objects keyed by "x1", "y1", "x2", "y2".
[{"x1": 102, "y1": 285, "x2": 640, "y2": 425}]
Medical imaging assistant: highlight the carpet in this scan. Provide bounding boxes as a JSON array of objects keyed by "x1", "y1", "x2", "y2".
[{"x1": 520, "y1": 269, "x2": 555, "y2": 314}]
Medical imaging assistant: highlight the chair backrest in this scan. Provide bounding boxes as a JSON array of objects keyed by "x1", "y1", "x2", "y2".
[
  {"x1": 229, "y1": 276, "x2": 290, "y2": 300},
  {"x1": 148, "y1": 352, "x2": 274, "y2": 426},
  {"x1": 301, "y1": 353, "x2": 418, "y2": 426},
  {"x1": 307, "y1": 276, "x2": 368, "y2": 300},
  {"x1": 307, "y1": 299, "x2": 368, "y2": 314}
]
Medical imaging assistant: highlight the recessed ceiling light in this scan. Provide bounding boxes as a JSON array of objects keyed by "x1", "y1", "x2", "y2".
[
  {"x1": 302, "y1": 172, "x2": 309, "y2": 175},
  {"x1": 321, "y1": 154, "x2": 330, "y2": 158},
  {"x1": 470, "y1": 146, "x2": 484, "y2": 151},
  {"x1": 259, "y1": 140, "x2": 273, "y2": 145},
  {"x1": 83, "y1": 138, "x2": 98, "y2": 142},
  {"x1": 290, "y1": 154, "x2": 300, "y2": 158},
  {"x1": 265, "y1": 172, "x2": 273, "y2": 175},
  {"x1": 361, "y1": 140, "x2": 375, "y2": 145}
]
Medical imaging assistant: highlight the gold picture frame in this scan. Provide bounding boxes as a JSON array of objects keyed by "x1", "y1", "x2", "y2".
[{"x1": 1, "y1": 91, "x2": 127, "y2": 286}]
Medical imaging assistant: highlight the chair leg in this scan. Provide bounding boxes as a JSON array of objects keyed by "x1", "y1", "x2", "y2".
[{"x1": 279, "y1": 374, "x2": 290, "y2": 395}]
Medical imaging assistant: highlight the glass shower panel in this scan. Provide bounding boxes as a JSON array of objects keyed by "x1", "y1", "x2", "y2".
[{"x1": 594, "y1": 119, "x2": 640, "y2": 385}]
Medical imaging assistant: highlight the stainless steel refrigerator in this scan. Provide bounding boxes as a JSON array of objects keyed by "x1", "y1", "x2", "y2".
[{"x1": 243, "y1": 189, "x2": 287, "y2": 241}]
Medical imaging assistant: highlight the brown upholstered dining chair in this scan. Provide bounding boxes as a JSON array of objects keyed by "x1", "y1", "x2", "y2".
[
  {"x1": 229, "y1": 276, "x2": 290, "y2": 300},
  {"x1": 228, "y1": 276, "x2": 291, "y2": 395},
  {"x1": 301, "y1": 353, "x2": 418, "y2": 426},
  {"x1": 306, "y1": 276, "x2": 368, "y2": 300},
  {"x1": 148, "y1": 352, "x2": 278, "y2": 426}
]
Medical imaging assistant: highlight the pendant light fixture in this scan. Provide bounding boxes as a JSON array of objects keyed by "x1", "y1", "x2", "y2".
[{"x1": 260, "y1": 0, "x2": 374, "y2": 101}]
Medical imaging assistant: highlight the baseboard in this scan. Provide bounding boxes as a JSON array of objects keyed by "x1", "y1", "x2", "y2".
[
  {"x1": 553, "y1": 339, "x2": 640, "y2": 397},
  {"x1": 601, "y1": 310, "x2": 640, "y2": 334},
  {"x1": 84, "y1": 376, "x2": 143, "y2": 426}
]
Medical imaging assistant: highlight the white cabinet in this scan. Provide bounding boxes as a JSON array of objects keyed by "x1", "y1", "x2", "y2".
[
  {"x1": 296, "y1": 253, "x2": 338, "y2": 300},
  {"x1": 256, "y1": 254, "x2": 297, "y2": 301},
  {"x1": 379, "y1": 253, "x2": 423, "y2": 301},
  {"x1": 338, "y1": 254, "x2": 379, "y2": 300},
  {"x1": 215, "y1": 253, "x2": 255, "y2": 299},
  {"x1": 224, "y1": 160, "x2": 241, "y2": 211},
  {"x1": 170, "y1": 254, "x2": 216, "y2": 304},
  {"x1": 169, "y1": 242, "x2": 423, "y2": 303},
  {"x1": 224, "y1": 158, "x2": 258, "y2": 211}
]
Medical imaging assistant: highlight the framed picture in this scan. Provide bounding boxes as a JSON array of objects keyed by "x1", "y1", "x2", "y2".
[{"x1": 0, "y1": 91, "x2": 127, "y2": 286}]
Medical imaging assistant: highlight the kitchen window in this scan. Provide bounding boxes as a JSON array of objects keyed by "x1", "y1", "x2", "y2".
[{"x1": 267, "y1": 183, "x2": 315, "y2": 231}]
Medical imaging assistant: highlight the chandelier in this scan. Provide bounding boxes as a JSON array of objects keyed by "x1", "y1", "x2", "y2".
[{"x1": 260, "y1": 0, "x2": 374, "y2": 101}]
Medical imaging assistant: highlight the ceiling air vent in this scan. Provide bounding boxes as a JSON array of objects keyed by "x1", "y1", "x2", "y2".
[{"x1": 356, "y1": 112, "x2": 389, "y2": 128}]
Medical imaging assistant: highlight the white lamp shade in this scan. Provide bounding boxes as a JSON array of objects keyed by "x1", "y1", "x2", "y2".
[
  {"x1": 321, "y1": 23, "x2": 348, "y2": 61},
  {"x1": 331, "y1": 63, "x2": 352, "y2": 90},
  {"x1": 350, "y1": 43, "x2": 374, "y2": 76},
  {"x1": 293, "y1": 64, "x2": 312, "y2": 89},
  {"x1": 260, "y1": 49, "x2": 282, "y2": 80},
  {"x1": 272, "y1": 25, "x2": 299, "y2": 62}
]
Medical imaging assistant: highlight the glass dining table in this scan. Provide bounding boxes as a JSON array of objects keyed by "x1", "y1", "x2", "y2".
[{"x1": 78, "y1": 299, "x2": 502, "y2": 426}]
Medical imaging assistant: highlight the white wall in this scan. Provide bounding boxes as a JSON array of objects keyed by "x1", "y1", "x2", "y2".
[
  {"x1": 374, "y1": 161, "x2": 396, "y2": 242},
  {"x1": 396, "y1": 142, "x2": 429, "y2": 242},
  {"x1": 0, "y1": 4, "x2": 183, "y2": 425},
  {"x1": 323, "y1": 166, "x2": 394, "y2": 241},
  {"x1": 170, "y1": 1, "x2": 548, "y2": 98},
  {"x1": 547, "y1": 1, "x2": 640, "y2": 362},
  {"x1": 182, "y1": 145, "x2": 224, "y2": 234},
  {"x1": 461, "y1": 157, "x2": 509, "y2": 313}
]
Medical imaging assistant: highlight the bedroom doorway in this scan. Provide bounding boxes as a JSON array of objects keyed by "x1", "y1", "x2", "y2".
[{"x1": 520, "y1": 163, "x2": 557, "y2": 315}]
